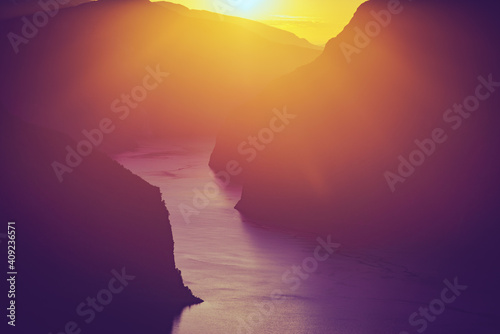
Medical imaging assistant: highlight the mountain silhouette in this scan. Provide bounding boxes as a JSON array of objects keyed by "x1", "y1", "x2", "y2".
[
  {"x1": 209, "y1": 3, "x2": 500, "y2": 324},
  {"x1": 155, "y1": 1, "x2": 322, "y2": 50},
  {"x1": 210, "y1": 0, "x2": 500, "y2": 240},
  {"x1": 0, "y1": 107, "x2": 201, "y2": 333},
  {"x1": 0, "y1": 0, "x2": 321, "y2": 150}
]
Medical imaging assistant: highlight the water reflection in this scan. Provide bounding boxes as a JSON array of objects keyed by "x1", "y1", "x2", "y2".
[{"x1": 114, "y1": 139, "x2": 481, "y2": 334}]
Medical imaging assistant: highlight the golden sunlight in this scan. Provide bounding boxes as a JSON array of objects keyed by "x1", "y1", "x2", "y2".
[{"x1": 152, "y1": 0, "x2": 366, "y2": 45}]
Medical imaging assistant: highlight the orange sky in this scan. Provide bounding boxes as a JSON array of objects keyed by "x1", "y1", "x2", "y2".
[{"x1": 153, "y1": 0, "x2": 366, "y2": 45}]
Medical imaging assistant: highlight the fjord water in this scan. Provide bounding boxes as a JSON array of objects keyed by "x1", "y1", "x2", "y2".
[{"x1": 113, "y1": 139, "x2": 481, "y2": 334}]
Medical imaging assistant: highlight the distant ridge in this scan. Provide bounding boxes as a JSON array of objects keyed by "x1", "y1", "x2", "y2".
[
  {"x1": 0, "y1": 0, "x2": 321, "y2": 145},
  {"x1": 156, "y1": 1, "x2": 323, "y2": 50}
]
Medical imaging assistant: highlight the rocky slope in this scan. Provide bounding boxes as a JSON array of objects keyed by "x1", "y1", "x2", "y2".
[
  {"x1": 0, "y1": 0, "x2": 321, "y2": 148},
  {"x1": 209, "y1": 5, "x2": 500, "y2": 324},
  {"x1": 209, "y1": 0, "x2": 500, "y2": 240},
  {"x1": 0, "y1": 108, "x2": 201, "y2": 333}
]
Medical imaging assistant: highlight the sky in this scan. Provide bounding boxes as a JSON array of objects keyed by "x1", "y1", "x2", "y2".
[{"x1": 154, "y1": 0, "x2": 366, "y2": 45}]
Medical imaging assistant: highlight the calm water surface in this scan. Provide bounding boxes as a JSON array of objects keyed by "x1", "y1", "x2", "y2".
[{"x1": 113, "y1": 139, "x2": 466, "y2": 334}]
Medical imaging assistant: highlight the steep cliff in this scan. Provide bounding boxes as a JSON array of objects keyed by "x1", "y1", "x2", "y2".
[
  {"x1": 210, "y1": 0, "x2": 500, "y2": 239},
  {"x1": 0, "y1": 108, "x2": 201, "y2": 333}
]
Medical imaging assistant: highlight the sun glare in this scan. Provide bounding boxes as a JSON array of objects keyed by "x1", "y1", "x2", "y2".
[
  {"x1": 238, "y1": 0, "x2": 264, "y2": 14},
  {"x1": 153, "y1": 0, "x2": 366, "y2": 45}
]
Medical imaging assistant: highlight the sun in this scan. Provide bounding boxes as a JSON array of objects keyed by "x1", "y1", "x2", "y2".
[
  {"x1": 213, "y1": 0, "x2": 267, "y2": 19},
  {"x1": 237, "y1": 0, "x2": 265, "y2": 15}
]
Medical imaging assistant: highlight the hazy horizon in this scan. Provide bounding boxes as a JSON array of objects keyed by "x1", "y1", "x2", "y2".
[{"x1": 152, "y1": 0, "x2": 365, "y2": 45}]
